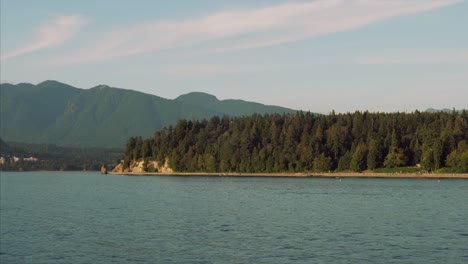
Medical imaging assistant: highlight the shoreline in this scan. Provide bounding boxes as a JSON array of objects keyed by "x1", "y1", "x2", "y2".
[{"x1": 109, "y1": 171, "x2": 468, "y2": 179}]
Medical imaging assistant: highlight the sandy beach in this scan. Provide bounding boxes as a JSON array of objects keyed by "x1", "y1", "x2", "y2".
[{"x1": 109, "y1": 171, "x2": 468, "y2": 179}]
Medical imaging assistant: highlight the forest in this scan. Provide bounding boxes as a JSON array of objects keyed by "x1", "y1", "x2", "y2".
[{"x1": 122, "y1": 110, "x2": 468, "y2": 173}]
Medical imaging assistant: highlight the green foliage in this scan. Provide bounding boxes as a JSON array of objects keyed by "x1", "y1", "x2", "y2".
[
  {"x1": 350, "y1": 142, "x2": 367, "y2": 172},
  {"x1": 313, "y1": 153, "x2": 332, "y2": 172},
  {"x1": 367, "y1": 139, "x2": 381, "y2": 170},
  {"x1": 337, "y1": 151, "x2": 352, "y2": 171},
  {"x1": 445, "y1": 140, "x2": 468, "y2": 172},
  {"x1": 121, "y1": 111, "x2": 468, "y2": 173},
  {"x1": 384, "y1": 148, "x2": 407, "y2": 168},
  {"x1": 0, "y1": 81, "x2": 295, "y2": 148},
  {"x1": 383, "y1": 130, "x2": 408, "y2": 168}
]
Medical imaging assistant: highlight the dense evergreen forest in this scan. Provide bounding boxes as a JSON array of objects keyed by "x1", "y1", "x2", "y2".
[{"x1": 122, "y1": 111, "x2": 468, "y2": 173}]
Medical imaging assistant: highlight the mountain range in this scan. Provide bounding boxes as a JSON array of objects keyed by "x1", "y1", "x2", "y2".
[{"x1": 0, "y1": 81, "x2": 295, "y2": 148}]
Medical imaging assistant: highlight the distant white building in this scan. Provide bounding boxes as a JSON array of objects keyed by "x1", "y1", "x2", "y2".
[
  {"x1": 13, "y1": 156, "x2": 20, "y2": 163},
  {"x1": 0, "y1": 156, "x2": 5, "y2": 165},
  {"x1": 24, "y1": 157, "x2": 39, "y2": 162}
]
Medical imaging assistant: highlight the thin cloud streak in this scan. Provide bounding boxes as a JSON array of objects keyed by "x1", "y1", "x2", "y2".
[
  {"x1": 51, "y1": 0, "x2": 462, "y2": 64},
  {"x1": 1, "y1": 15, "x2": 89, "y2": 61},
  {"x1": 356, "y1": 50, "x2": 468, "y2": 65},
  {"x1": 164, "y1": 64, "x2": 267, "y2": 77}
]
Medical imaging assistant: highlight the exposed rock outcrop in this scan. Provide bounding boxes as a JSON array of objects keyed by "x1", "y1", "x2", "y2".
[
  {"x1": 112, "y1": 158, "x2": 173, "y2": 174},
  {"x1": 100, "y1": 164, "x2": 107, "y2": 174},
  {"x1": 113, "y1": 162, "x2": 124, "y2": 173}
]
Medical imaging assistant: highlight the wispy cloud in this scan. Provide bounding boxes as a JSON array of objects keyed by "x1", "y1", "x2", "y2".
[
  {"x1": 1, "y1": 15, "x2": 89, "y2": 61},
  {"x1": 164, "y1": 64, "x2": 266, "y2": 77},
  {"x1": 356, "y1": 50, "x2": 468, "y2": 65},
  {"x1": 52, "y1": 0, "x2": 462, "y2": 64}
]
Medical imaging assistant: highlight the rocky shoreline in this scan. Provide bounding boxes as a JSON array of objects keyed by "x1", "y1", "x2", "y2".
[{"x1": 113, "y1": 159, "x2": 174, "y2": 174}]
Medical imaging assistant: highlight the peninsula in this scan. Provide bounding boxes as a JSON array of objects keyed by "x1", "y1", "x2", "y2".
[{"x1": 115, "y1": 111, "x2": 468, "y2": 177}]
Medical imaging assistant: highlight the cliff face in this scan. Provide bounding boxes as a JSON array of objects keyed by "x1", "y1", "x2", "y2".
[
  {"x1": 112, "y1": 159, "x2": 173, "y2": 174},
  {"x1": 100, "y1": 164, "x2": 107, "y2": 174}
]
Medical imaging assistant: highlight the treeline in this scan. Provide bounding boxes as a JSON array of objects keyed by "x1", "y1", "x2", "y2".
[
  {"x1": 1, "y1": 141, "x2": 122, "y2": 171},
  {"x1": 122, "y1": 111, "x2": 468, "y2": 173}
]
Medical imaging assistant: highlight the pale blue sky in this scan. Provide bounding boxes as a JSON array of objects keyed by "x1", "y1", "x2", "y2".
[{"x1": 1, "y1": 0, "x2": 467, "y2": 113}]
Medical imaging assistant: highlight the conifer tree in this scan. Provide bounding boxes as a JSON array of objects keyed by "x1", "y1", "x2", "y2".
[{"x1": 350, "y1": 142, "x2": 367, "y2": 172}]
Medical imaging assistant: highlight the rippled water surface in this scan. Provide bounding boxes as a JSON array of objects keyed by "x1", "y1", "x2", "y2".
[{"x1": 1, "y1": 172, "x2": 467, "y2": 263}]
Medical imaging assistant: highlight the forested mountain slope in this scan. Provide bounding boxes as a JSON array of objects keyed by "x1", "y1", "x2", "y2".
[{"x1": 0, "y1": 81, "x2": 295, "y2": 148}]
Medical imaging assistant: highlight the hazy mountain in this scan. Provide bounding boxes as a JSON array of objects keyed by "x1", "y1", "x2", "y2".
[
  {"x1": 0, "y1": 81, "x2": 296, "y2": 148},
  {"x1": 0, "y1": 138, "x2": 10, "y2": 154},
  {"x1": 175, "y1": 92, "x2": 291, "y2": 116},
  {"x1": 425, "y1": 108, "x2": 462, "y2": 113}
]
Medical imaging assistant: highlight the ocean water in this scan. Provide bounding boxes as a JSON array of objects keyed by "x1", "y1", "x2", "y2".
[{"x1": 1, "y1": 172, "x2": 467, "y2": 264}]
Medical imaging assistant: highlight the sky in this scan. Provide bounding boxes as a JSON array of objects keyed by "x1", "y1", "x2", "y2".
[{"x1": 1, "y1": 0, "x2": 467, "y2": 113}]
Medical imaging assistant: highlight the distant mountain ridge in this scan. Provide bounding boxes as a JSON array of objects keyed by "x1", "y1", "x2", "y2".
[
  {"x1": 425, "y1": 108, "x2": 463, "y2": 113},
  {"x1": 0, "y1": 81, "x2": 296, "y2": 148}
]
